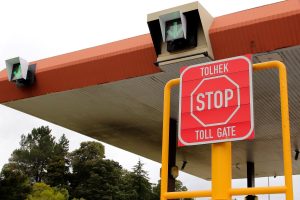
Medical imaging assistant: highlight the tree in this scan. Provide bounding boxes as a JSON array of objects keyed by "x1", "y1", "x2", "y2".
[
  {"x1": 174, "y1": 180, "x2": 189, "y2": 193},
  {"x1": 26, "y1": 182, "x2": 69, "y2": 200},
  {"x1": 69, "y1": 141, "x2": 105, "y2": 191},
  {"x1": 119, "y1": 160, "x2": 153, "y2": 200},
  {"x1": 8, "y1": 126, "x2": 70, "y2": 186},
  {"x1": 118, "y1": 169, "x2": 138, "y2": 200},
  {"x1": 9, "y1": 126, "x2": 55, "y2": 182},
  {"x1": 131, "y1": 160, "x2": 153, "y2": 200},
  {"x1": 1, "y1": 126, "x2": 195, "y2": 200},
  {"x1": 70, "y1": 141, "x2": 105, "y2": 163},
  {"x1": 0, "y1": 163, "x2": 31, "y2": 200},
  {"x1": 151, "y1": 180, "x2": 193, "y2": 200},
  {"x1": 69, "y1": 141, "x2": 124, "y2": 200},
  {"x1": 46, "y1": 134, "x2": 70, "y2": 187}
]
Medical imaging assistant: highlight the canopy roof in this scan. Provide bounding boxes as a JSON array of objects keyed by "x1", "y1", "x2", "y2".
[{"x1": 1, "y1": 0, "x2": 300, "y2": 179}]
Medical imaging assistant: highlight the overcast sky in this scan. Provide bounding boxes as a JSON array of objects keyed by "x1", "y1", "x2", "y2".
[{"x1": 1, "y1": 0, "x2": 299, "y2": 199}]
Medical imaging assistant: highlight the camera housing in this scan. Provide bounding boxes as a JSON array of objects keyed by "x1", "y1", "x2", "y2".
[
  {"x1": 147, "y1": 2, "x2": 214, "y2": 65},
  {"x1": 5, "y1": 57, "x2": 36, "y2": 87}
]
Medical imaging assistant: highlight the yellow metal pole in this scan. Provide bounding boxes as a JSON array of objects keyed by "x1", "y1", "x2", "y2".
[
  {"x1": 274, "y1": 61, "x2": 293, "y2": 200},
  {"x1": 253, "y1": 61, "x2": 294, "y2": 200},
  {"x1": 163, "y1": 190, "x2": 212, "y2": 199},
  {"x1": 230, "y1": 186, "x2": 286, "y2": 195},
  {"x1": 161, "y1": 78, "x2": 180, "y2": 200},
  {"x1": 211, "y1": 142, "x2": 232, "y2": 200}
]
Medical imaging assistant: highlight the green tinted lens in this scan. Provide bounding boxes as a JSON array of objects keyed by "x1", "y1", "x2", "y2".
[
  {"x1": 12, "y1": 63, "x2": 22, "y2": 80},
  {"x1": 166, "y1": 19, "x2": 183, "y2": 41}
]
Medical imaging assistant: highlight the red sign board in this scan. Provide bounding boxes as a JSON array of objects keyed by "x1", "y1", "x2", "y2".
[{"x1": 178, "y1": 55, "x2": 254, "y2": 146}]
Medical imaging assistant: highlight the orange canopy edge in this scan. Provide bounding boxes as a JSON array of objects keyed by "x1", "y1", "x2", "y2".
[{"x1": 1, "y1": 0, "x2": 300, "y2": 103}]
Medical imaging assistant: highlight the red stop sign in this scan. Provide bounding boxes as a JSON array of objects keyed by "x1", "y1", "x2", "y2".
[
  {"x1": 191, "y1": 76, "x2": 240, "y2": 126},
  {"x1": 178, "y1": 55, "x2": 254, "y2": 146}
]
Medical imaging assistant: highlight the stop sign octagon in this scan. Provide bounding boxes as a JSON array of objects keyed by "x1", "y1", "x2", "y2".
[
  {"x1": 191, "y1": 75, "x2": 240, "y2": 127},
  {"x1": 178, "y1": 55, "x2": 254, "y2": 146}
]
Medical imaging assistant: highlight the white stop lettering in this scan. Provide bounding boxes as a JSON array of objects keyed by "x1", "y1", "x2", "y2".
[{"x1": 196, "y1": 89, "x2": 233, "y2": 111}]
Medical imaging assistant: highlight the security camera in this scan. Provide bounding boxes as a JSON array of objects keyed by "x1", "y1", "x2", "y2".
[
  {"x1": 5, "y1": 57, "x2": 35, "y2": 87},
  {"x1": 159, "y1": 11, "x2": 187, "y2": 42},
  {"x1": 147, "y1": 2, "x2": 214, "y2": 65},
  {"x1": 159, "y1": 11, "x2": 194, "y2": 53}
]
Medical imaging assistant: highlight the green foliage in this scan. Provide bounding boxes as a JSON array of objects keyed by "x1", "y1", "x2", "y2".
[
  {"x1": 69, "y1": 141, "x2": 123, "y2": 200},
  {"x1": 10, "y1": 126, "x2": 56, "y2": 182},
  {"x1": 10, "y1": 126, "x2": 69, "y2": 185},
  {"x1": 26, "y1": 182, "x2": 69, "y2": 200},
  {"x1": 121, "y1": 160, "x2": 153, "y2": 200},
  {"x1": 69, "y1": 141, "x2": 106, "y2": 189},
  {"x1": 45, "y1": 134, "x2": 70, "y2": 187},
  {"x1": 0, "y1": 126, "x2": 193, "y2": 200},
  {"x1": 151, "y1": 180, "x2": 193, "y2": 200},
  {"x1": 70, "y1": 141, "x2": 105, "y2": 163},
  {"x1": 0, "y1": 163, "x2": 31, "y2": 200},
  {"x1": 9, "y1": 126, "x2": 70, "y2": 186},
  {"x1": 175, "y1": 179, "x2": 189, "y2": 192}
]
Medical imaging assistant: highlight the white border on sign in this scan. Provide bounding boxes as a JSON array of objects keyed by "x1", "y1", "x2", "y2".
[
  {"x1": 190, "y1": 75, "x2": 241, "y2": 127},
  {"x1": 178, "y1": 56, "x2": 254, "y2": 146}
]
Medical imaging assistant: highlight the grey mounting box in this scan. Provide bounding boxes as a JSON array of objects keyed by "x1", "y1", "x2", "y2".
[
  {"x1": 5, "y1": 57, "x2": 36, "y2": 87},
  {"x1": 5, "y1": 57, "x2": 29, "y2": 81},
  {"x1": 147, "y1": 2, "x2": 214, "y2": 65}
]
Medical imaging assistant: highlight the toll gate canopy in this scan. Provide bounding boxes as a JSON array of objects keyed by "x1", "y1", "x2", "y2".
[{"x1": 1, "y1": 0, "x2": 300, "y2": 180}]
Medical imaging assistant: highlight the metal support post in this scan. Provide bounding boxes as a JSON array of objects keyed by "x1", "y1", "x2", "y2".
[
  {"x1": 212, "y1": 142, "x2": 232, "y2": 200},
  {"x1": 168, "y1": 119, "x2": 177, "y2": 198},
  {"x1": 161, "y1": 79, "x2": 180, "y2": 200},
  {"x1": 253, "y1": 61, "x2": 294, "y2": 200},
  {"x1": 246, "y1": 162, "x2": 256, "y2": 200}
]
